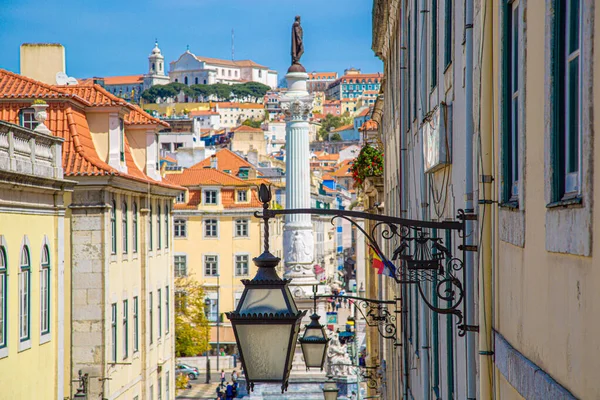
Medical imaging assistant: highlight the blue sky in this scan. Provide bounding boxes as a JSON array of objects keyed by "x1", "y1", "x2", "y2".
[{"x1": 0, "y1": 0, "x2": 382, "y2": 81}]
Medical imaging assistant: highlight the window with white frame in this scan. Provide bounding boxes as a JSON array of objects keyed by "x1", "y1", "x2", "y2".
[
  {"x1": 204, "y1": 190, "x2": 218, "y2": 205},
  {"x1": 165, "y1": 286, "x2": 170, "y2": 334},
  {"x1": 133, "y1": 202, "x2": 138, "y2": 253},
  {"x1": 176, "y1": 192, "x2": 186, "y2": 204},
  {"x1": 235, "y1": 219, "x2": 249, "y2": 237},
  {"x1": 40, "y1": 245, "x2": 50, "y2": 335},
  {"x1": 0, "y1": 246, "x2": 6, "y2": 348},
  {"x1": 122, "y1": 201, "x2": 128, "y2": 254},
  {"x1": 157, "y1": 206, "x2": 162, "y2": 249},
  {"x1": 19, "y1": 246, "x2": 31, "y2": 342},
  {"x1": 111, "y1": 303, "x2": 117, "y2": 362},
  {"x1": 149, "y1": 291, "x2": 153, "y2": 344},
  {"x1": 204, "y1": 255, "x2": 218, "y2": 276},
  {"x1": 19, "y1": 108, "x2": 38, "y2": 130},
  {"x1": 206, "y1": 295, "x2": 218, "y2": 322},
  {"x1": 174, "y1": 219, "x2": 187, "y2": 238},
  {"x1": 111, "y1": 200, "x2": 117, "y2": 254},
  {"x1": 122, "y1": 299, "x2": 128, "y2": 359},
  {"x1": 133, "y1": 296, "x2": 139, "y2": 352},
  {"x1": 237, "y1": 190, "x2": 248, "y2": 202},
  {"x1": 165, "y1": 207, "x2": 169, "y2": 248},
  {"x1": 175, "y1": 255, "x2": 187, "y2": 277},
  {"x1": 235, "y1": 254, "x2": 249, "y2": 276},
  {"x1": 158, "y1": 289, "x2": 162, "y2": 339},
  {"x1": 204, "y1": 219, "x2": 218, "y2": 237}
]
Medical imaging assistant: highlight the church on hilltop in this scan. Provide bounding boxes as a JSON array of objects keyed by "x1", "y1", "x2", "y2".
[
  {"x1": 169, "y1": 48, "x2": 278, "y2": 89},
  {"x1": 83, "y1": 41, "x2": 279, "y2": 102}
]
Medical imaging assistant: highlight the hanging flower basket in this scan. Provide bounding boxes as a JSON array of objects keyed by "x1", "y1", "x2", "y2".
[{"x1": 351, "y1": 145, "x2": 384, "y2": 188}]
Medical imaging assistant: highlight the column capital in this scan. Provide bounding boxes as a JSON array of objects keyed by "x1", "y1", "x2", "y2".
[{"x1": 281, "y1": 95, "x2": 314, "y2": 121}]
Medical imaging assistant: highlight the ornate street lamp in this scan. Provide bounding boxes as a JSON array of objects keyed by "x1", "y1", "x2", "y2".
[
  {"x1": 299, "y1": 286, "x2": 329, "y2": 370},
  {"x1": 226, "y1": 184, "x2": 306, "y2": 393},
  {"x1": 322, "y1": 375, "x2": 339, "y2": 400}
]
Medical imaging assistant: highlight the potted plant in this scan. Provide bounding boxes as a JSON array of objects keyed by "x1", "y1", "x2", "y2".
[
  {"x1": 31, "y1": 99, "x2": 51, "y2": 133},
  {"x1": 351, "y1": 145, "x2": 384, "y2": 188}
]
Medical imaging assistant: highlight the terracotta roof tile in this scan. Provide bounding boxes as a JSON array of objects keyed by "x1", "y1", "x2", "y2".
[
  {"x1": 217, "y1": 102, "x2": 264, "y2": 110},
  {"x1": 332, "y1": 124, "x2": 354, "y2": 133},
  {"x1": 360, "y1": 120, "x2": 378, "y2": 131},
  {"x1": 166, "y1": 168, "x2": 252, "y2": 186},
  {"x1": 189, "y1": 110, "x2": 219, "y2": 117},
  {"x1": 231, "y1": 125, "x2": 263, "y2": 133},
  {"x1": 103, "y1": 75, "x2": 144, "y2": 85},
  {"x1": 190, "y1": 148, "x2": 258, "y2": 176},
  {"x1": 0, "y1": 70, "x2": 180, "y2": 190},
  {"x1": 331, "y1": 159, "x2": 354, "y2": 177}
]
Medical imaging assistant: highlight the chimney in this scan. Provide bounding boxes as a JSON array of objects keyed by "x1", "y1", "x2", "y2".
[
  {"x1": 20, "y1": 43, "x2": 65, "y2": 85},
  {"x1": 210, "y1": 155, "x2": 218, "y2": 169}
]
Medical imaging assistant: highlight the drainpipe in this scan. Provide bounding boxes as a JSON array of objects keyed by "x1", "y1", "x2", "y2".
[
  {"x1": 464, "y1": 0, "x2": 478, "y2": 398},
  {"x1": 399, "y1": 5, "x2": 410, "y2": 399},
  {"x1": 419, "y1": 0, "x2": 431, "y2": 398},
  {"x1": 478, "y1": 0, "x2": 494, "y2": 398}
]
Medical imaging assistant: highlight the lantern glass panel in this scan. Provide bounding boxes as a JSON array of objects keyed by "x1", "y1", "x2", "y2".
[
  {"x1": 236, "y1": 324, "x2": 292, "y2": 380},
  {"x1": 239, "y1": 288, "x2": 292, "y2": 314},
  {"x1": 302, "y1": 342, "x2": 327, "y2": 367},
  {"x1": 304, "y1": 325, "x2": 326, "y2": 340}
]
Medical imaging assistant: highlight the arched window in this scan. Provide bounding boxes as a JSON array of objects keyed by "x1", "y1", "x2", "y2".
[
  {"x1": 149, "y1": 205, "x2": 153, "y2": 251},
  {"x1": 175, "y1": 79, "x2": 178, "y2": 83},
  {"x1": 165, "y1": 206, "x2": 169, "y2": 248},
  {"x1": 194, "y1": 77, "x2": 198, "y2": 84},
  {"x1": 0, "y1": 244, "x2": 6, "y2": 348},
  {"x1": 19, "y1": 245, "x2": 30, "y2": 341},
  {"x1": 157, "y1": 205, "x2": 162, "y2": 249},
  {"x1": 152, "y1": 63, "x2": 155, "y2": 72},
  {"x1": 184, "y1": 76, "x2": 188, "y2": 85},
  {"x1": 111, "y1": 200, "x2": 117, "y2": 254},
  {"x1": 159, "y1": 63, "x2": 162, "y2": 71},
  {"x1": 40, "y1": 245, "x2": 50, "y2": 335},
  {"x1": 133, "y1": 202, "x2": 138, "y2": 253},
  {"x1": 122, "y1": 201, "x2": 128, "y2": 254}
]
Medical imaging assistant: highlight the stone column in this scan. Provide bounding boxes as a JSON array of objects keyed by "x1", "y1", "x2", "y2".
[{"x1": 281, "y1": 71, "x2": 318, "y2": 290}]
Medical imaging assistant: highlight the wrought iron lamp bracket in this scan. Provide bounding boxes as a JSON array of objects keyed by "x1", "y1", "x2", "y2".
[{"x1": 255, "y1": 184, "x2": 471, "y2": 336}]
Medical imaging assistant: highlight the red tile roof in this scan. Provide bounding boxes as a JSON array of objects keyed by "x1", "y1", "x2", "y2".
[
  {"x1": 189, "y1": 110, "x2": 219, "y2": 117},
  {"x1": 360, "y1": 120, "x2": 378, "y2": 131},
  {"x1": 165, "y1": 168, "x2": 249, "y2": 186},
  {"x1": 308, "y1": 72, "x2": 338, "y2": 80},
  {"x1": 358, "y1": 108, "x2": 370, "y2": 117},
  {"x1": 103, "y1": 75, "x2": 144, "y2": 85},
  {"x1": 231, "y1": 125, "x2": 263, "y2": 133},
  {"x1": 194, "y1": 55, "x2": 268, "y2": 69},
  {"x1": 217, "y1": 102, "x2": 264, "y2": 110},
  {"x1": 332, "y1": 124, "x2": 354, "y2": 133},
  {"x1": 190, "y1": 148, "x2": 258, "y2": 176},
  {"x1": 0, "y1": 69, "x2": 179, "y2": 189},
  {"x1": 59, "y1": 84, "x2": 169, "y2": 127},
  {"x1": 331, "y1": 160, "x2": 354, "y2": 177}
]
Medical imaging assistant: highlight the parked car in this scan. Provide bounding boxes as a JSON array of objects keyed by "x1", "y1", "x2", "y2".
[{"x1": 176, "y1": 363, "x2": 200, "y2": 380}]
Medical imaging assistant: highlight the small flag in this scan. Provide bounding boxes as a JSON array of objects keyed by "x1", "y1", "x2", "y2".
[
  {"x1": 369, "y1": 245, "x2": 384, "y2": 274},
  {"x1": 369, "y1": 244, "x2": 396, "y2": 278}
]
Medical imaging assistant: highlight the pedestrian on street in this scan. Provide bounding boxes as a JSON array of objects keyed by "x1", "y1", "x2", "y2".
[
  {"x1": 225, "y1": 382, "x2": 234, "y2": 400},
  {"x1": 231, "y1": 370, "x2": 238, "y2": 383},
  {"x1": 220, "y1": 369, "x2": 226, "y2": 385},
  {"x1": 216, "y1": 385, "x2": 223, "y2": 399}
]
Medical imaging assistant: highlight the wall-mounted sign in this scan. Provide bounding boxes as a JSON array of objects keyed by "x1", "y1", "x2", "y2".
[{"x1": 423, "y1": 105, "x2": 452, "y2": 173}]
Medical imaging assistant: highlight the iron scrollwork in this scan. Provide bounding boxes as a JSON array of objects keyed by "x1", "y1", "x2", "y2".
[
  {"x1": 255, "y1": 183, "x2": 471, "y2": 336},
  {"x1": 314, "y1": 293, "x2": 400, "y2": 344}
]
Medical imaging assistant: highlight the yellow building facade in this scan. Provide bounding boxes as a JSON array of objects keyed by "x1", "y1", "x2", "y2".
[
  {"x1": 167, "y1": 152, "x2": 283, "y2": 348},
  {"x1": 0, "y1": 121, "x2": 74, "y2": 399},
  {"x1": 0, "y1": 64, "x2": 182, "y2": 399}
]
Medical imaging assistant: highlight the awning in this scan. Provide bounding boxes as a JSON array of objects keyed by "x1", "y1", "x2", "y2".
[{"x1": 209, "y1": 326, "x2": 236, "y2": 344}]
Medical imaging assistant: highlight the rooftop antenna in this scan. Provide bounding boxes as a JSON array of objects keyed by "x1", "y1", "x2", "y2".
[{"x1": 231, "y1": 29, "x2": 235, "y2": 60}]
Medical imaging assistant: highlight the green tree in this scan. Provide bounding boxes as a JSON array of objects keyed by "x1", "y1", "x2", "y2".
[
  {"x1": 242, "y1": 119, "x2": 262, "y2": 129},
  {"x1": 318, "y1": 114, "x2": 344, "y2": 141},
  {"x1": 190, "y1": 84, "x2": 215, "y2": 102},
  {"x1": 175, "y1": 278, "x2": 211, "y2": 357},
  {"x1": 330, "y1": 133, "x2": 343, "y2": 141},
  {"x1": 242, "y1": 82, "x2": 271, "y2": 102}
]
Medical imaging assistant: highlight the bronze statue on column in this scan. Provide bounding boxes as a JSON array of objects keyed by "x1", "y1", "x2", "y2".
[{"x1": 289, "y1": 15, "x2": 306, "y2": 72}]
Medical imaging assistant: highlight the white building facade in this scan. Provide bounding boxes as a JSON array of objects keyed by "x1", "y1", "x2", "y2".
[{"x1": 169, "y1": 50, "x2": 278, "y2": 88}]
